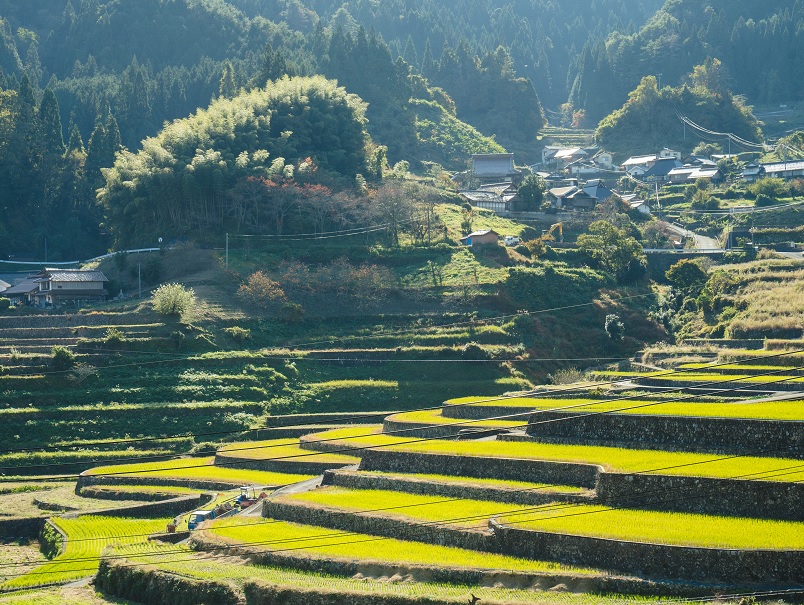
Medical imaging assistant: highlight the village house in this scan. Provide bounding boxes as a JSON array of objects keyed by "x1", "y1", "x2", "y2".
[
  {"x1": 641, "y1": 157, "x2": 683, "y2": 183},
  {"x1": 582, "y1": 179, "x2": 615, "y2": 202},
  {"x1": 742, "y1": 160, "x2": 804, "y2": 182},
  {"x1": 460, "y1": 230, "x2": 500, "y2": 246},
  {"x1": 668, "y1": 164, "x2": 724, "y2": 184},
  {"x1": 548, "y1": 186, "x2": 597, "y2": 212},
  {"x1": 0, "y1": 279, "x2": 10, "y2": 294},
  {"x1": 471, "y1": 153, "x2": 522, "y2": 185},
  {"x1": 23, "y1": 268, "x2": 110, "y2": 307},
  {"x1": 3, "y1": 278, "x2": 40, "y2": 305}
]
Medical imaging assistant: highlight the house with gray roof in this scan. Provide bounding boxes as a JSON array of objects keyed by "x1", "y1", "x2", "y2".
[{"x1": 30, "y1": 269, "x2": 109, "y2": 307}]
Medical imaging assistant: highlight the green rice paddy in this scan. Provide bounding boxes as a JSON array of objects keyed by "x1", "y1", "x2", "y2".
[
  {"x1": 1, "y1": 516, "x2": 169, "y2": 590},
  {"x1": 445, "y1": 396, "x2": 804, "y2": 421},
  {"x1": 303, "y1": 427, "x2": 804, "y2": 482},
  {"x1": 84, "y1": 456, "x2": 316, "y2": 486},
  {"x1": 280, "y1": 487, "x2": 804, "y2": 550},
  {"x1": 203, "y1": 517, "x2": 596, "y2": 574},
  {"x1": 110, "y1": 543, "x2": 658, "y2": 605},
  {"x1": 216, "y1": 438, "x2": 360, "y2": 464}
]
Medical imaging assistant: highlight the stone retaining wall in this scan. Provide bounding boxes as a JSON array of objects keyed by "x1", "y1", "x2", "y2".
[
  {"x1": 266, "y1": 412, "x2": 395, "y2": 427},
  {"x1": 524, "y1": 411, "x2": 804, "y2": 458},
  {"x1": 264, "y1": 500, "x2": 494, "y2": 553},
  {"x1": 77, "y1": 472, "x2": 242, "y2": 492},
  {"x1": 96, "y1": 560, "x2": 240, "y2": 605},
  {"x1": 382, "y1": 418, "x2": 516, "y2": 439},
  {"x1": 0, "y1": 517, "x2": 46, "y2": 539},
  {"x1": 490, "y1": 519, "x2": 804, "y2": 584},
  {"x1": 358, "y1": 449, "x2": 600, "y2": 488},
  {"x1": 214, "y1": 453, "x2": 352, "y2": 476},
  {"x1": 75, "y1": 494, "x2": 208, "y2": 519},
  {"x1": 79, "y1": 486, "x2": 180, "y2": 502},
  {"x1": 596, "y1": 473, "x2": 804, "y2": 521},
  {"x1": 323, "y1": 469, "x2": 593, "y2": 507},
  {"x1": 191, "y1": 535, "x2": 721, "y2": 598}
]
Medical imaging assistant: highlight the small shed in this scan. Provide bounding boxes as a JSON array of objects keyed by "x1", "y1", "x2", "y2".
[{"x1": 460, "y1": 230, "x2": 500, "y2": 246}]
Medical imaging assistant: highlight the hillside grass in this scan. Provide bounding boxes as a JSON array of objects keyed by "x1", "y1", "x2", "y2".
[
  {"x1": 303, "y1": 427, "x2": 804, "y2": 482},
  {"x1": 202, "y1": 517, "x2": 595, "y2": 574}
]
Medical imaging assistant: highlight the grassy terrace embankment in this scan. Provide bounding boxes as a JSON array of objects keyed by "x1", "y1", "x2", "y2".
[{"x1": 302, "y1": 427, "x2": 804, "y2": 481}]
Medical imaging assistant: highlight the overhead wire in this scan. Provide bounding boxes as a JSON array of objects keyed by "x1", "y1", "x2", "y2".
[{"x1": 4, "y1": 349, "x2": 802, "y2": 476}]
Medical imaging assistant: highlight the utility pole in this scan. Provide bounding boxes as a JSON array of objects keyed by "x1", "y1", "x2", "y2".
[
  {"x1": 225, "y1": 233, "x2": 229, "y2": 269},
  {"x1": 138, "y1": 263, "x2": 142, "y2": 299}
]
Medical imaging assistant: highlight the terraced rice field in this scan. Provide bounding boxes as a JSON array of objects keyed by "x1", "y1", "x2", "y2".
[
  {"x1": 384, "y1": 409, "x2": 526, "y2": 427},
  {"x1": 499, "y1": 505, "x2": 804, "y2": 549},
  {"x1": 83, "y1": 456, "x2": 316, "y2": 486},
  {"x1": 303, "y1": 427, "x2": 804, "y2": 481},
  {"x1": 278, "y1": 487, "x2": 804, "y2": 550},
  {"x1": 1, "y1": 516, "x2": 169, "y2": 590},
  {"x1": 202, "y1": 517, "x2": 596, "y2": 574},
  {"x1": 353, "y1": 471, "x2": 587, "y2": 493},
  {"x1": 109, "y1": 543, "x2": 656, "y2": 605},
  {"x1": 445, "y1": 396, "x2": 804, "y2": 420},
  {"x1": 216, "y1": 438, "x2": 360, "y2": 464}
]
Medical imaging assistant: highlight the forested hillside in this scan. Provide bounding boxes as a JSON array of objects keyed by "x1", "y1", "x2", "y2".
[{"x1": 570, "y1": 0, "x2": 804, "y2": 122}]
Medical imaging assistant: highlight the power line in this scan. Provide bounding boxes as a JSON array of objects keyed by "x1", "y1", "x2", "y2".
[{"x1": 5, "y1": 350, "x2": 802, "y2": 476}]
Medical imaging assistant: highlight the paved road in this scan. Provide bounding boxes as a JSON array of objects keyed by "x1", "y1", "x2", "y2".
[
  {"x1": 241, "y1": 471, "x2": 339, "y2": 517},
  {"x1": 665, "y1": 223, "x2": 722, "y2": 250}
]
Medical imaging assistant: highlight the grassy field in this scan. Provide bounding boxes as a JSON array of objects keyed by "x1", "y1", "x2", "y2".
[
  {"x1": 202, "y1": 517, "x2": 596, "y2": 574},
  {"x1": 84, "y1": 456, "x2": 316, "y2": 486},
  {"x1": 446, "y1": 395, "x2": 804, "y2": 421},
  {"x1": 500, "y1": 505, "x2": 804, "y2": 550},
  {"x1": 109, "y1": 542, "x2": 661, "y2": 605},
  {"x1": 304, "y1": 427, "x2": 804, "y2": 482},
  {"x1": 1, "y1": 516, "x2": 169, "y2": 591}
]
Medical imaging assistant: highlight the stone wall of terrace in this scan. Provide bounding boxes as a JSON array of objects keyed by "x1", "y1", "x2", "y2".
[
  {"x1": 77, "y1": 472, "x2": 241, "y2": 492},
  {"x1": 490, "y1": 519, "x2": 804, "y2": 584},
  {"x1": 596, "y1": 472, "x2": 804, "y2": 522},
  {"x1": 381, "y1": 417, "x2": 514, "y2": 439},
  {"x1": 522, "y1": 411, "x2": 804, "y2": 458},
  {"x1": 263, "y1": 500, "x2": 494, "y2": 553},
  {"x1": 358, "y1": 449, "x2": 600, "y2": 488},
  {"x1": 214, "y1": 453, "x2": 352, "y2": 476},
  {"x1": 323, "y1": 469, "x2": 594, "y2": 506},
  {"x1": 191, "y1": 534, "x2": 717, "y2": 598}
]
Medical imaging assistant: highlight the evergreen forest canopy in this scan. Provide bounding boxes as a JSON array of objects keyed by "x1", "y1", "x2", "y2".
[{"x1": 0, "y1": 0, "x2": 802, "y2": 260}]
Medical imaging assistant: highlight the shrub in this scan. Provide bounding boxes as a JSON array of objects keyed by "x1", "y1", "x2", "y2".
[
  {"x1": 51, "y1": 345, "x2": 75, "y2": 371},
  {"x1": 224, "y1": 326, "x2": 251, "y2": 343},
  {"x1": 0, "y1": 297, "x2": 10, "y2": 311},
  {"x1": 103, "y1": 327, "x2": 125, "y2": 346},
  {"x1": 281, "y1": 302, "x2": 304, "y2": 323},
  {"x1": 237, "y1": 271, "x2": 286, "y2": 308},
  {"x1": 548, "y1": 367, "x2": 586, "y2": 385},
  {"x1": 152, "y1": 283, "x2": 196, "y2": 316}
]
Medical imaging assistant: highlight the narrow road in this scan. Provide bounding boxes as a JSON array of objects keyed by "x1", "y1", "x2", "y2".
[
  {"x1": 666, "y1": 223, "x2": 722, "y2": 250},
  {"x1": 241, "y1": 472, "x2": 334, "y2": 517}
]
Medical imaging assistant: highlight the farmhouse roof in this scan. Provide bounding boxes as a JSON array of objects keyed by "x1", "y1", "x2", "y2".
[
  {"x1": 642, "y1": 157, "x2": 682, "y2": 178},
  {"x1": 36, "y1": 269, "x2": 109, "y2": 283},
  {"x1": 762, "y1": 160, "x2": 804, "y2": 174},
  {"x1": 4, "y1": 279, "x2": 39, "y2": 295},
  {"x1": 622, "y1": 154, "x2": 658, "y2": 167},
  {"x1": 463, "y1": 230, "x2": 499, "y2": 238},
  {"x1": 549, "y1": 186, "x2": 579, "y2": 198}
]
